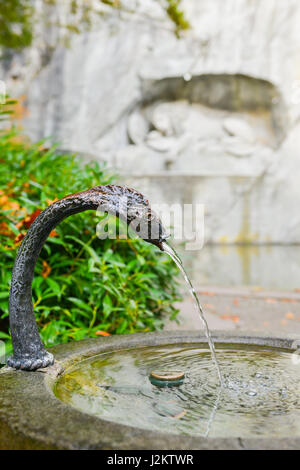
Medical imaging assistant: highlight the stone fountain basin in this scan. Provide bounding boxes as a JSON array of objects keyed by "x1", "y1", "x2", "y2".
[{"x1": 0, "y1": 330, "x2": 300, "y2": 450}]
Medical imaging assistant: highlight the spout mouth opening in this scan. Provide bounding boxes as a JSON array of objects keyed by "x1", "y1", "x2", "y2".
[
  {"x1": 148, "y1": 237, "x2": 169, "y2": 251},
  {"x1": 155, "y1": 240, "x2": 164, "y2": 251}
]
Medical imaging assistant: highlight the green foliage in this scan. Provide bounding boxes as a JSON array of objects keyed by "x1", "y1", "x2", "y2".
[
  {"x1": 0, "y1": 0, "x2": 33, "y2": 50},
  {"x1": 0, "y1": 108, "x2": 180, "y2": 357},
  {"x1": 101, "y1": 0, "x2": 121, "y2": 7}
]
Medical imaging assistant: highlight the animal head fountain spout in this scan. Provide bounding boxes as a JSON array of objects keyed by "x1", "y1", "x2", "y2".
[{"x1": 7, "y1": 185, "x2": 168, "y2": 371}]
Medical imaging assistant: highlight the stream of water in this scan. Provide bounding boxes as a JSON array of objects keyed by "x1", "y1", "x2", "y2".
[{"x1": 161, "y1": 242, "x2": 224, "y2": 386}]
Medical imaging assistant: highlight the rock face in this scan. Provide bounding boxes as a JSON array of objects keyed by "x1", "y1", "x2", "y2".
[{"x1": 1, "y1": 0, "x2": 300, "y2": 246}]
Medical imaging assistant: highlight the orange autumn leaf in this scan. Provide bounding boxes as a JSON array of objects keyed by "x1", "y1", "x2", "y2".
[
  {"x1": 200, "y1": 291, "x2": 216, "y2": 297},
  {"x1": 0, "y1": 222, "x2": 12, "y2": 237},
  {"x1": 264, "y1": 298, "x2": 277, "y2": 304},
  {"x1": 0, "y1": 194, "x2": 8, "y2": 205},
  {"x1": 16, "y1": 221, "x2": 23, "y2": 229},
  {"x1": 285, "y1": 312, "x2": 295, "y2": 320},
  {"x1": 230, "y1": 315, "x2": 240, "y2": 323},
  {"x1": 22, "y1": 182, "x2": 32, "y2": 193},
  {"x1": 41, "y1": 260, "x2": 51, "y2": 278},
  {"x1": 95, "y1": 330, "x2": 111, "y2": 337},
  {"x1": 7, "y1": 201, "x2": 20, "y2": 213},
  {"x1": 14, "y1": 233, "x2": 25, "y2": 244},
  {"x1": 47, "y1": 198, "x2": 58, "y2": 205},
  {"x1": 220, "y1": 314, "x2": 240, "y2": 323},
  {"x1": 23, "y1": 209, "x2": 42, "y2": 229},
  {"x1": 280, "y1": 298, "x2": 297, "y2": 303},
  {"x1": 17, "y1": 209, "x2": 42, "y2": 231},
  {"x1": 49, "y1": 230, "x2": 58, "y2": 237},
  {"x1": 0, "y1": 194, "x2": 20, "y2": 215},
  {"x1": 6, "y1": 95, "x2": 29, "y2": 121}
]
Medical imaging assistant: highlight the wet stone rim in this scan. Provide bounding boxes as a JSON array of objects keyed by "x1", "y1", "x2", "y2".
[{"x1": 1, "y1": 330, "x2": 300, "y2": 450}]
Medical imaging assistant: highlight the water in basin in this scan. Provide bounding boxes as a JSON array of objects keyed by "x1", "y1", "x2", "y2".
[{"x1": 54, "y1": 343, "x2": 300, "y2": 438}]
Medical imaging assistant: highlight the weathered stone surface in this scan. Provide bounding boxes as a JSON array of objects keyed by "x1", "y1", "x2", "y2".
[
  {"x1": 1, "y1": 0, "x2": 300, "y2": 244},
  {"x1": 127, "y1": 111, "x2": 149, "y2": 145},
  {"x1": 223, "y1": 117, "x2": 255, "y2": 143},
  {"x1": 146, "y1": 132, "x2": 177, "y2": 153},
  {"x1": 1, "y1": 331, "x2": 300, "y2": 449},
  {"x1": 223, "y1": 136, "x2": 254, "y2": 157}
]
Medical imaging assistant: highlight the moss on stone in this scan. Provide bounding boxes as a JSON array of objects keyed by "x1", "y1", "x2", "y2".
[
  {"x1": 165, "y1": 0, "x2": 190, "y2": 36},
  {"x1": 0, "y1": 0, "x2": 33, "y2": 50}
]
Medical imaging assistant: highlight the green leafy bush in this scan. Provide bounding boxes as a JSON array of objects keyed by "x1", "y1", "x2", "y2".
[{"x1": 0, "y1": 122, "x2": 180, "y2": 356}]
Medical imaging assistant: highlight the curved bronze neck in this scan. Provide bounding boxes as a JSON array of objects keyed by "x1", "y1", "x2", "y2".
[{"x1": 7, "y1": 185, "x2": 165, "y2": 370}]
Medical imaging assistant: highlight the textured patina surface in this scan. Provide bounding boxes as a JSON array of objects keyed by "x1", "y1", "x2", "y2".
[
  {"x1": 1, "y1": 331, "x2": 300, "y2": 450},
  {"x1": 7, "y1": 185, "x2": 167, "y2": 371}
]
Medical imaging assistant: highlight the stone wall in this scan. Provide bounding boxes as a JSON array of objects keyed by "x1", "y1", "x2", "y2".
[{"x1": 1, "y1": 0, "x2": 300, "y2": 245}]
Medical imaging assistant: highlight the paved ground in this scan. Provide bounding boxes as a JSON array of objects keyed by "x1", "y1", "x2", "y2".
[{"x1": 166, "y1": 285, "x2": 300, "y2": 336}]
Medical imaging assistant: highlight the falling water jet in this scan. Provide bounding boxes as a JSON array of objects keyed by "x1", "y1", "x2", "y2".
[{"x1": 160, "y1": 241, "x2": 224, "y2": 387}]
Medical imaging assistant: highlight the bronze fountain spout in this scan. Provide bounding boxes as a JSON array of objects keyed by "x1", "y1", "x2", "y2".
[{"x1": 7, "y1": 185, "x2": 167, "y2": 371}]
